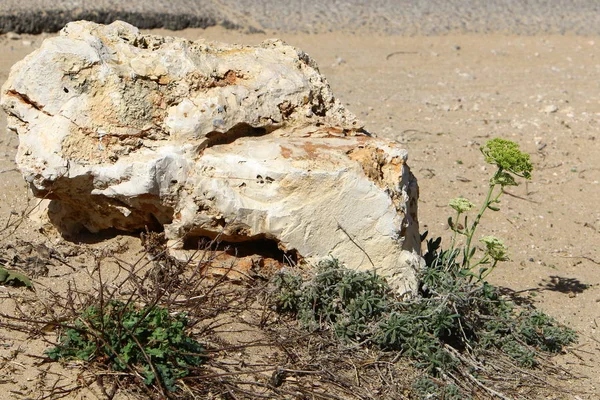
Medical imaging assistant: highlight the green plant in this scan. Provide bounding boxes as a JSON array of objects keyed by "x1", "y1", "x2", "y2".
[
  {"x1": 46, "y1": 301, "x2": 206, "y2": 392},
  {"x1": 516, "y1": 309, "x2": 577, "y2": 353},
  {"x1": 271, "y1": 139, "x2": 576, "y2": 398},
  {"x1": 0, "y1": 266, "x2": 33, "y2": 289},
  {"x1": 412, "y1": 377, "x2": 466, "y2": 400},
  {"x1": 272, "y1": 256, "x2": 576, "y2": 376},
  {"x1": 273, "y1": 259, "x2": 391, "y2": 341},
  {"x1": 271, "y1": 271, "x2": 303, "y2": 313},
  {"x1": 500, "y1": 340, "x2": 537, "y2": 368},
  {"x1": 413, "y1": 377, "x2": 439, "y2": 399},
  {"x1": 446, "y1": 138, "x2": 533, "y2": 282}
]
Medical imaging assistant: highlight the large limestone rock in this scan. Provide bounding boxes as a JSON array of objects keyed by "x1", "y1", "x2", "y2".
[{"x1": 0, "y1": 21, "x2": 422, "y2": 295}]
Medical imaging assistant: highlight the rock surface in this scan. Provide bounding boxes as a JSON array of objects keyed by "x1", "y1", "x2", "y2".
[{"x1": 0, "y1": 21, "x2": 422, "y2": 295}]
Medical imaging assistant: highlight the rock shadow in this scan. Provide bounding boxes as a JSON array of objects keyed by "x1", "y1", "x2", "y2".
[
  {"x1": 71, "y1": 228, "x2": 141, "y2": 245},
  {"x1": 183, "y1": 234, "x2": 300, "y2": 265}
]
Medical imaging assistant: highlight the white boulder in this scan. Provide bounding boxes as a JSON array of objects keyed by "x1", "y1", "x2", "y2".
[{"x1": 1, "y1": 21, "x2": 422, "y2": 295}]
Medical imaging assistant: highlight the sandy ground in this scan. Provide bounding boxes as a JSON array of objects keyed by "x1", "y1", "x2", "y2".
[{"x1": 1, "y1": 26, "x2": 600, "y2": 398}]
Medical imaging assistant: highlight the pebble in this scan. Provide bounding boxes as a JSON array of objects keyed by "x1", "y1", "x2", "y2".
[
  {"x1": 332, "y1": 56, "x2": 346, "y2": 67},
  {"x1": 456, "y1": 70, "x2": 475, "y2": 80},
  {"x1": 543, "y1": 104, "x2": 558, "y2": 114},
  {"x1": 6, "y1": 32, "x2": 21, "y2": 40}
]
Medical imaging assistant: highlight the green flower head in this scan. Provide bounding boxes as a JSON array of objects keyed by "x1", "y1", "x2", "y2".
[
  {"x1": 480, "y1": 236, "x2": 509, "y2": 262},
  {"x1": 449, "y1": 197, "x2": 475, "y2": 213},
  {"x1": 481, "y1": 138, "x2": 533, "y2": 179}
]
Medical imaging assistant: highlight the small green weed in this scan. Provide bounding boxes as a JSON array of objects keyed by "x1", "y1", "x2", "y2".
[
  {"x1": 446, "y1": 138, "x2": 533, "y2": 282},
  {"x1": 517, "y1": 309, "x2": 578, "y2": 353},
  {"x1": 413, "y1": 377, "x2": 465, "y2": 400},
  {"x1": 46, "y1": 301, "x2": 206, "y2": 392},
  {"x1": 0, "y1": 266, "x2": 33, "y2": 289},
  {"x1": 273, "y1": 259, "x2": 390, "y2": 341}
]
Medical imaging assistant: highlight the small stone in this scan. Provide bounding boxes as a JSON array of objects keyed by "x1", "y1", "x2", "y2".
[
  {"x1": 6, "y1": 32, "x2": 21, "y2": 40},
  {"x1": 333, "y1": 56, "x2": 346, "y2": 66},
  {"x1": 543, "y1": 105, "x2": 559, "y2": 114},
  {"x1": 456, "y1": 69, "x2": 475, "y2": 80}
]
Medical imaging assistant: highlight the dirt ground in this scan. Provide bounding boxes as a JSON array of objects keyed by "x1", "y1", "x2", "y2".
[{"x1": 0, "y1": 27, "x2": 599, "y2": 399}]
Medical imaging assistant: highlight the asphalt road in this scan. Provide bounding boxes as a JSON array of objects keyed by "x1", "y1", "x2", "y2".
[{"x1": 1, "y1": 0, "x2": 600, "y2": 35}]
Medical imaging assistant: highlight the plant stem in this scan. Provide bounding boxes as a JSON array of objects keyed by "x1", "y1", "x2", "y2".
[
  {"x1": 478, "y1": 260, "x2": 498, "y2": 281},
  {"x1": 463, "y1": 170, "x2": 500, "y2": 269},
  {"x1": 450, "y1": 211, "x2": 461, "y2": 250}
]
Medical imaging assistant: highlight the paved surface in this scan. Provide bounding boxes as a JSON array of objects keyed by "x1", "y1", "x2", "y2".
[{"x1": 1, "y1": 0, "x2": 600, "y2": 35}]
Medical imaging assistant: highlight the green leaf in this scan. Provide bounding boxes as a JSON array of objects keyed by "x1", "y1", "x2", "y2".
[
  {"x1": 142, "y1": 366, "x2": 155, "y2": 386},
  {"x1": 145, "y1": 347, "x2": 166, "y2": 358},
  {"x1": 151, "y1": 327, "x2": 168, "y2": 342},
  {"x1": 478, "y1": 267, "x2": 489, "y2": 279},
  {"x1": 121, "y1": 342, "x2": 135, "y2": 363},
  {"x1": 0, "y1": 266, "x2": 33, "y2": 289},
  {"x1": 468, "y1": 247, "x2": 477, "y2": 259}
]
